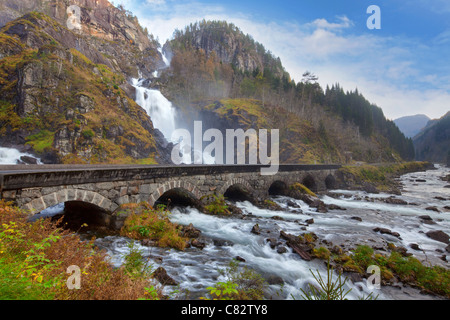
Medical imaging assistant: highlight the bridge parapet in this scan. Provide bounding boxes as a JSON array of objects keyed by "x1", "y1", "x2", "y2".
[{"x1": 0, "y1": 164, "x2": 341, "y2": 215}]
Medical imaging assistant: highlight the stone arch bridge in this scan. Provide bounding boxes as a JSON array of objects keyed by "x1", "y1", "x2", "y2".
[{"x1": 0, "y1": 164, "x2": 340, "y2": 217}]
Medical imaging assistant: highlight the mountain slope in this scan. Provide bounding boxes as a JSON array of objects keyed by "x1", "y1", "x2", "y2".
[
  {"x1": 0, "y1": 11, "x2": 168, "y2": 164},
  {"x1": 413, "y1": 112, "x2": 450, "y2": 165},
  {"x1": 394, "y1": 114, "x2": 430, "y2": 138},
  {"x1": 160, "y1": 20, "x2": 415, "y2": 164}
]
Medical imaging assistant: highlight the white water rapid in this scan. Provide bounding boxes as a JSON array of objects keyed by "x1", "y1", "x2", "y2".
[
  {"x1": 0, "y1": 146, "x2": 42, "y2": 165},
  {"x1": 94, "y1": 164, "x2": 449, "y2": 300}
]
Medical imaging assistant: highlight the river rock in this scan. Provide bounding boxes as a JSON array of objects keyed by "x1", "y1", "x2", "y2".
[
  {"x1": 426, "y1": 206, "x2": 440, "y2": 213},
  {"x1": 409, "y1": 243, "x2": 421, "y2": 251},
  {"x1": 152, "y1": 267, "x2": 178, "y2": 286},
  {"x1": 327, "y1": 204, "x2": 346, "y2": 211},
  {"x1": 19, "y1": 155, "x2": 39, "y2": 164},
  {"x1": 213, "y1": 239, "x2": 234, "y2": 247},
  {"x1": 385, "y1": 197, "x2": 408, "y2": 205},
  {"x1": 251, "y1": 224, "x2": 261, "y2": 235},
  {"x1": 305, "y1": 218, "x2": 314, "y2": 225},
  {"x1": 419, "y1": 215, "x2": 436, "y2": 225},
  {"x1": 362, "y1": 182, "x2": 379, "y2": 194},
  {"x1": 280, "y1": 231, "x2": 312, "y2": 261},
  {"x1": 351, "y1": 216, "x2": 363, "y2": 222},
  {"x1": 373, "y1": 227, "x2": 401, "y2": 239},
  {"x1": 426, "y1": 230, "x2": 450, "y2": 244},
  {"x1": 277, "y1": 246, "x2": 288, "y2": 254},
  {"x1": 180, "y1": 223, "x2": 201, "y2": 238},
  {"x1": 190, "y1": 239, "x2": 206, "y2": 250},
  {"x1": 446, "y1": 245, "x2": 450, "y2": 253}
]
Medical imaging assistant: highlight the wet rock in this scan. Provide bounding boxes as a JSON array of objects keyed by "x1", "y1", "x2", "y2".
[
  {"x1": 266, "y1": 238, "x2": 280, "y2": 249},
  {"x1": 362, "y1": 182, "x2": 379, "y2": 194},
  {"x1": 434, "y1": 196, "x2": 447, "y2": 201},
  {"x1": 426, "y1": 230, "x2": 450, "y2": 244},
  {"x1": 310, "y1": 200, "x2": 328, "y2": 213},
  {"x1": 180, "y1": 223, "x2": 201, "y2": 238},
  {"x1": 385, "y1": 197, "x2": 408, "y2": 205},
  {"x1": 213, "y1": 239, "x2": 234, "y2": 247},
  {"x1": 277, "y1": 246, "x2": 288, "y2": 254},
  {"x1": 251, "y1": 224, "x2": 261, "y2": 235},
  {"x1": 446, "y1": 245, "x2": 450, "y2": 253},
  {"x1": 305, "y1": 218, "x2": 314, "y2": 225},
  {"x1": 191, "y1": 239, "x2": 206, "y2": 250},
  {"x1": 152, "y1": 267, "x2": 178, "y2": 286},
  {"x1": 280, "y1": 231, "x2": 312, "y2": 261},
  {"x1": 265, "y1": 275, "x2": 284, "y2": 285},
  {"x1": 272, "y1": 216, "x2": 285, "y2": 221},
  {"x1": 235, "y1": 256, "x2": 246, "y2": 262},
  {"x1": 426, "y1": 206, "x2": 440, "y2": 213},
  {"x1": 228, "y1": 203, "x2": 244, "y2": 215},
  {"x1": 373, "y1": 227, "x2": 401, "y2": 239},
  {"x1": 419, "y1": 215, "x2": 436, "y2": 225},
  {"x1": 415, "y1": 179, "x2": 427, "y2": 183},
  {"x1": 19, "y1": 155, "x2": 38, "y2": 164},
  {"x1": 327, "y1": 204, "x2": 347, "y2": 211},
  {"x1": 287, "y1": 200, "x2": 300, "y2": 208},
  {"x1": 409, "y1": 243, "x2": 421, "y2": 251},
  {"x1": 351, "y1": 216, "x2": 363, "y2": 222}
]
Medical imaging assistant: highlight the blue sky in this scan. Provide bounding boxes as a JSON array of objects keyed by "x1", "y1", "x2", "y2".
[{"x1": 114, "y1": 0, "x2": 450, "y2": 120}]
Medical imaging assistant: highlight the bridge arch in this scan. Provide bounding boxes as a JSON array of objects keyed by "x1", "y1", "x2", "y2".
[
  {"x1": 301, "y1": 174, "x2": 317, "y2": 193},
  {"x1": 220, "y1": 178, "x2": 255, "y2": 202},
  {"x1": 22, "y1": 188, "x2": 116, "y2": 216},
  {"x1": 148, "y1": 180, "x2": 203, "y2": 207},
  {"x1": 325, "y1": 174, "x2": 337, "y2": 190},
  {"x1": 268, "y1": 180, "x2": 289, "y2": 196}
]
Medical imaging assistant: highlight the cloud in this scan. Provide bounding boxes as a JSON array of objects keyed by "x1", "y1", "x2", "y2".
[{"x1": 309, "y1": 16, "x2": 353, "y2": 30}]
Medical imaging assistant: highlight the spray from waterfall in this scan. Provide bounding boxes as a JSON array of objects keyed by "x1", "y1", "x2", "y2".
[{"x1": 131, "y1": 49, "x2": 216, "y2": 165}]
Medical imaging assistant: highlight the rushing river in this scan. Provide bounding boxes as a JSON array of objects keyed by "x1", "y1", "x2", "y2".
[{"x1": 93, "y1": 164, "x2": 449, "y2": 300}]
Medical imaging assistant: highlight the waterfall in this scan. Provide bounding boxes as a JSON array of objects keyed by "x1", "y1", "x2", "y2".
[
  {"x1": 132, "y1": 78, "x2": 177, "y2": 141},
  {"x1": 131, "y1": 49, "x2": 216, "y2": 165}
]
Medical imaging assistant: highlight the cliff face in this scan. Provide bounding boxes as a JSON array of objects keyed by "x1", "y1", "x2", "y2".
[
  {"x1": 0, "y1": 0, "x2": 164, "y2": 78},
  {"x1": 0, "y1": 11, "x2": 169, "y2": 164}
]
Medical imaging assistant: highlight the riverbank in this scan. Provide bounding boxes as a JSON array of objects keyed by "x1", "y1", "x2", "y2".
[
  {"x1": 0, "y1": 162, "x2": 448, "y2": 300},
  {"x1": 335, "y1": 161, "x2": 436, "y2": 194}
]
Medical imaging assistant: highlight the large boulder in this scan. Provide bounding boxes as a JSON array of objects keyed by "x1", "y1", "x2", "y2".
[{"x1": 426, "y1": 230, "x2": 450, "y2": 244}]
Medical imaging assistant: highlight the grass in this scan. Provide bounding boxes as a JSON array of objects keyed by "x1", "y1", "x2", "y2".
[
  {"x1": 339, "y1": 161, "x2": 432, "y2": 191},
  {"x1": 329, "y1": 245, "x2": 450, "y2": 298},
  {"x1": 202, "y1": 194, "x2": 231, "y2": 215},
  {"x1": 289, "y1": 183, "x2": 317, "y2": 197},
  {"x1": 25, "y1": 130, "x2": 55, "y2": 154},
  {"x1": 119, "y1": 203, "x2": 189, "y2": 251},
  {"x1": 0, "y1": 200, "x2": 162, "y2": 300}
]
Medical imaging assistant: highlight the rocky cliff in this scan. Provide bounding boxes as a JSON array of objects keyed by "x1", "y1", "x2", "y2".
[
  {"x1": 0, "y1": 10, "x2": 169, "y2": 164},
  {"x1": 0, "y1": 0, "x2": 165, "y2": 78}
]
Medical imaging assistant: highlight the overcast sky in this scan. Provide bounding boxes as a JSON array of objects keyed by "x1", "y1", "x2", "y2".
[{"x1": 113, "y1": 0, "x2": 450, "y2": 120}]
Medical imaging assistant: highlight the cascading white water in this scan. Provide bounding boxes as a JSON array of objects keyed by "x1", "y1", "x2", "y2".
[
  {"x1": 0, "y1": 147, "x2": 42, "y2": 165},
  {"x1": 132, "y1": 78, "x2": 177, "y2": 141},
  {"x1": 131, "y1": 49, "x2": 216, "y2": 165},
  {"x1": 94, "y1": 164, "x2": 449, "y2": 300}
]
